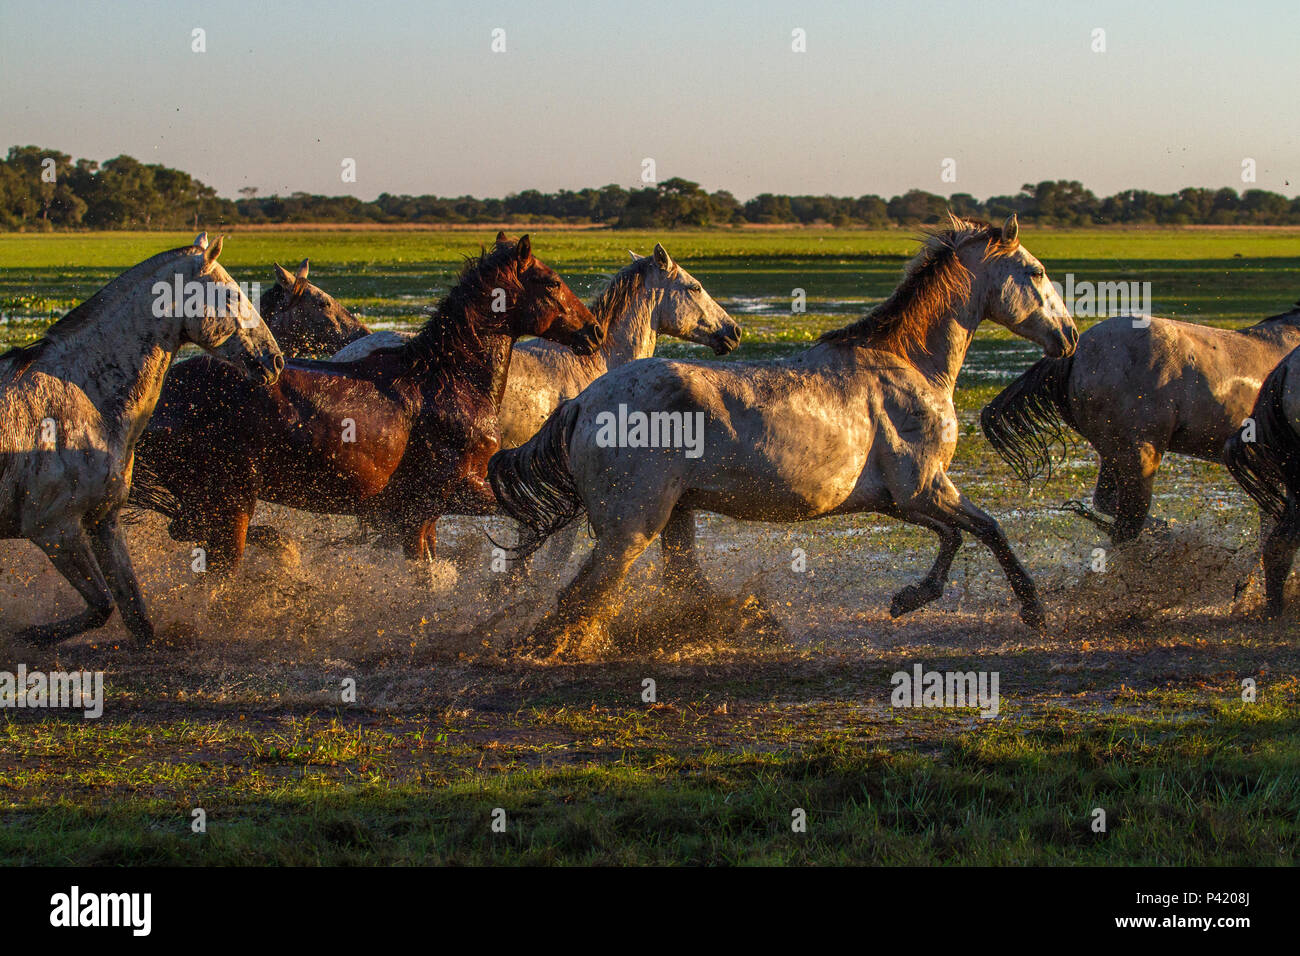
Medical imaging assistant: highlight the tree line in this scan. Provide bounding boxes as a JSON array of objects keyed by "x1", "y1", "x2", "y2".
[{"x1": 3, "y1": 145, "x2": 1299, "y2": 230}]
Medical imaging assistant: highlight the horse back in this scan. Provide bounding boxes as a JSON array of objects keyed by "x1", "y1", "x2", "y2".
[{"x1": 1070, "y1": 316, "x2": 1288, "y2": 457}]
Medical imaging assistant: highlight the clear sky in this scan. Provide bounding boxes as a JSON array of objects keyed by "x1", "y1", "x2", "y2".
[{"x1": 1, "y1": 0, "x2": 1296, "y2": 201}]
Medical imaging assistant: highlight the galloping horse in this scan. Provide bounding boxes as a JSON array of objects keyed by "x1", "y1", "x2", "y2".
[
  {"x1": 128, "y1": 235, "x2": 602, "y2": 575},
  {"x1": 981, "y1": 301, "x2": 1300, "y2": 541},
  {"x1": 260, "y1": 258, "x2": 371, "y2": 357},
  {"x1": 490, "y1": 216, "x2": 1078, "y2": 655},
  {"x1": 335, "y1": 242, "x2": 740, "y2": 447},
  {"x1": 334, "y1": 242, "x2": 741, "y2": 570},
  {"x1": 1, "y1": 235, "x2": 284, "y2": 646},
  {"x1": 1224, "y1": 346, "x2": 1300, "y2": 616}
]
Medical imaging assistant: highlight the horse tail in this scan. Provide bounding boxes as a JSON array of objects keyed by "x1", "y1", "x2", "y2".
[
  {"x1": 980, "y1": 354, "x2": 1078, "y2": 482},
  {"x1": 1224, "y1": 360, "x2": 1297, "y2": 521},
  {"x1": 123, "y1": 436, "x2": 184, "y2": 525},
  {"x1": 488, "y1": 400, "x2": 586, "y2": 558}
]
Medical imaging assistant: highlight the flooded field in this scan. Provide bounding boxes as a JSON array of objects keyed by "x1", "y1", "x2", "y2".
[{"x1": 1, "y1": 229, "x2": 1296, "y2": 866}]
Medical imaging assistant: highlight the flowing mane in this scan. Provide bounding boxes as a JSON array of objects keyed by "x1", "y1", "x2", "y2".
[
  {"x1": 394, "y1": 239, "x2": 527, "y2": 380},
  {"x1": 589, "y1": 255, "x2": 651, "y2": 324},
  {"x1": 565, "y1": 255, "x2": 654, "y2": 369},
  {"x1": 2, "y1": 245, "x2": 200, "y2": 373},
  {"x1": 820, "y1": 217, "x2": 1014, "y2": 354}
]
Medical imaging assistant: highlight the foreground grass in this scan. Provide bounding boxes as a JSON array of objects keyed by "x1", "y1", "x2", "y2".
[{"x1": 2, "y1": 690, "x2": 1295, "y2": 865}]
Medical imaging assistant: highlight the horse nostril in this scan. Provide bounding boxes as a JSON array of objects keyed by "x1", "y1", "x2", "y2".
[{"x1": 272, "y1": 354, "x2": 285, "y2": 374}]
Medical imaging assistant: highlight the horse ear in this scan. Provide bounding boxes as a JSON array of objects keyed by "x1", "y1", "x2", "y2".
[
  {"x1": 628, "y1": 250, "x2": 642, "y2": 262},
  {"x1": 1002, "y1": 214, "x2": 1019, "y2": 246},
  {"x1": 204, "y1": 234, "x2": 224, "y2": 264},
  {"x1": 516, "y1": 234, "x2": 532, "y2": 263},
  {"x1": 273, "y1": 263, "x2": 295, "y2": 288},
  {"x1": 653, "y1": 242, "x2": 674, "y2": 272},
  {"x1": 496, "y1": 230, "x2": 509, "y2": 245},
  {"x1": 292, "y1": 258, "x2": 310, "y2": 296},
  {"x1": 194, "y1": 232, "x2": 209, "y2": 251}
]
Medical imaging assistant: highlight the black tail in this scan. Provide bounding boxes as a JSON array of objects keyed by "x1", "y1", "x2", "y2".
[
  {"x1": 123, "y1": 436, "x2": 184, "y2": 525},
  {"x1": 488, "y1": 401, "x2": 586, "y2": 558},
  {"x1": 980, "y1": 355, "x2": 1077, "y2": 482},
  {"x1": 1224, "y1": 360, "x2": 1297, "y2": 521}
]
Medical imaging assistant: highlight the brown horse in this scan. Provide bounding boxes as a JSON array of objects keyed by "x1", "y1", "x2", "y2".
[
  {"x1": 260, "y1": 259, "x2": 372, "y2": 357},
  {"x1": 128, "y1": 235, "x2": 602, "y2": 574}
]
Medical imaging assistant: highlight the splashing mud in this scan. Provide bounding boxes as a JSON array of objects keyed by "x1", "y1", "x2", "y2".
[{"x1": 0, "y1": 501, "x2": 1285, "y2": 678}]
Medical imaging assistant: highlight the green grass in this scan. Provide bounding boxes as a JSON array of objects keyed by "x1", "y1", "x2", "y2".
[
  {"x1": 4, "y1": 227, "x2": 1299, "y2": 346},
  {"x1": 2, "y1": 688, "x2": 1294, "y2": 865}
]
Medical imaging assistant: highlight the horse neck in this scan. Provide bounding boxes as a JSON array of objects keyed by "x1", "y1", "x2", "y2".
[
  {"x1": 600, "y1": 289, "x2": 660, "y2": 367},
  {"x1": 45, "y1": 270, "x2": 185, "y2": 450},
  {"x1": 411, "y1": 299, "x2": 516, "y2": 410},
  {"x1": 900, "y1": 292, "x2": 982, "y2": 395}
]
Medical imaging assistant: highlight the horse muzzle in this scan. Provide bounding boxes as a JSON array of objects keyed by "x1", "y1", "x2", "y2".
[
  {"x1": 710, "y1": 322, "x2": 743, "y2": 356},
  {"x1": 567, "y1": 322, "x2": 605, "y2": 357},
  {"x1": 246, "y1": 351, "x2": 285, "y2": 385}
]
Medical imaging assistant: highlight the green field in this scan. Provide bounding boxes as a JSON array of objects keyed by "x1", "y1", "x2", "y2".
[{"x1": 1, "y1": 227, "x2": 1297, "y2": 865}]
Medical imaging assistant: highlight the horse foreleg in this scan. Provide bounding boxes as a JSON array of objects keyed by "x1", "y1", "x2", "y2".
[
  {"x1": 1261, "y1": 501, "x2": 1300, "y2": 618},
  {"x1": 918, "y1": 478, "x2": 1046, "y2": 631},
  {"x1": 889, "y1": 512, "x2": 963, "y2": 617},
  {"x1": 89, "y1": 512, "x2": 154, "y2": 647},
  {"x1": 660, "y1": 507, "x2": 711, "y2": 601},
  {"x1": 15, "y1": 524, "x2": 115, "y2": 645}
]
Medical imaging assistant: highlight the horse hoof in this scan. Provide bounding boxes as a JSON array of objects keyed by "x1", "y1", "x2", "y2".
[
  {"x1": 889, "y1": 583, "x2": 939, "y2": 618},
  {"x1": 1019, "y1": 602, "x2": 1048, "y2": 632}
]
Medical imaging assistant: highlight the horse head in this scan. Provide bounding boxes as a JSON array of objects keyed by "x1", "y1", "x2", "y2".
[
  {"x1": 976, "y1": 215, "x2": 1078, "y2": 359},
  {"x1": 636, "y1": 243, "x2": 741, "y2": 355},
  {"x1": 487, "y1": 233, "x2": 604, "y2": 355},
  {"x1": 260, "y1": 258, "x2": 370, "y2": 356},
  {"x1": 181, "y1": 233, "x2": 284, "y2": 384}
]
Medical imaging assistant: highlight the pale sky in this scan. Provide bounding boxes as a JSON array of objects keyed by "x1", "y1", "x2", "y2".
[{"x1": 1, "y1": 0, "x2": 1296, "y2": 201}]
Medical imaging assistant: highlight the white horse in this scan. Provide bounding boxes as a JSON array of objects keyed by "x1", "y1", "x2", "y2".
[
  {"x1": 489, "y1": 216, "x2": 1079, "y2": 656},
  {"x1": 334, "y1": 242, "x2": 740, "y2": 445},
  {"x1": 0, "y1": 234, "x2": 283, "y2": 646},
  {"x1": 334, "y1": 242, "x2": 739, "y2": 568}
]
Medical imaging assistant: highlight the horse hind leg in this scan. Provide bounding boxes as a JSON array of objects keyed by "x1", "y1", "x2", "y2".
[
  {"x1": 889, "y1": 512, "x2": 962, "y2": 618},
  {"x1": 203, "y1": 508, "x2": 253, "y2": 577},
  {"x1": 1110, "y1": 444, "x2": 1161, "y2": 543},
  {"x1": 915, "y1": 477, "x2": 1046, "y2": 630},
  {"x1": 15, "y1": 523, "x2": 115, "y2": 645},
  {"x1": 1261, "y1": 501, "x2": 1300, "y2": 618},
  {"x1": 529, "y1": 525, "x2": 656, "y2": 659},
  {"x1": 660, "y1": 507, "x2": 711, "y2": 601},
  {"x1": 245, "y1": 524, "x2": 301, "y2": 569},
  {"x1": 1093, "y1": 459, "x2": 1119, "y2": 516}
]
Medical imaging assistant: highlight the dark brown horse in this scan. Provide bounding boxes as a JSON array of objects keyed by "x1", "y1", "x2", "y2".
[
  {"x1": 129, "y1": 235, "x2": 603, "y2": 574},
  {"x1": 260, "y1": 259, "x2": 371, "y2": 357}
]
